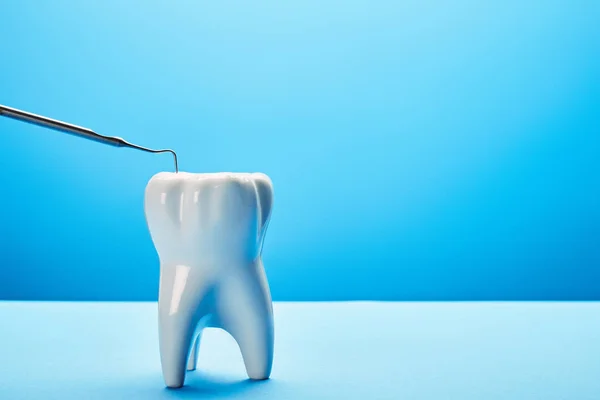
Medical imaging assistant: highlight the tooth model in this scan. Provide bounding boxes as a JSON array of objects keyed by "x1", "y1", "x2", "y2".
[{"x1": 144, "y1": 172, "x2": 274, "y2": 388}]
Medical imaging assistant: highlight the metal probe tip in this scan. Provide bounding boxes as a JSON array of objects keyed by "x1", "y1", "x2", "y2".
[{"x1": 122, "y1": 141, "x2": 179, "y2": 173}]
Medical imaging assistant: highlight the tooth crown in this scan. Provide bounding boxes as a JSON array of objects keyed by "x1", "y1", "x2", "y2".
[
  {"x1": 144, "y1": 172, "x2": 275, "y2": 388},
  {"x1": 145, "y1": 172, "x2": 272, "y2": 265}
]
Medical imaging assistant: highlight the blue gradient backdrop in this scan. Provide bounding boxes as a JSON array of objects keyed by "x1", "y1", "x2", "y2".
[{"x1": 0, "y1": 1, "x2": 598, "y2": 301}]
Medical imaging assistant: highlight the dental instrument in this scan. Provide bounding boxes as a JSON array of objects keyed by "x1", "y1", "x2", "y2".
[{"x1": 0, "y1": 104, "x2": 178, "y2": 172}]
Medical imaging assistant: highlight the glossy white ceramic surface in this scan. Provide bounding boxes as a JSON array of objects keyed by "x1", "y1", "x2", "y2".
[{"x1": 144, "y1": 172, "x2": 274, "y2": 388}]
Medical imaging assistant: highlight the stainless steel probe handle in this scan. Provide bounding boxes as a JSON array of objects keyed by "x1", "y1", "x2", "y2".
[{"x1": 0, "y1": 104, "x2": 125, "y2": 147}]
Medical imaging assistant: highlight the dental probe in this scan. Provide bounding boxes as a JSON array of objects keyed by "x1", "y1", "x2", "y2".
[{"x1": 0, "y1": 104, "x2": 178, "y2": 172}]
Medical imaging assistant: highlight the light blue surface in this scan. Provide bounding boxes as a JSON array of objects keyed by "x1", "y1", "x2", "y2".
[
  {"x1": 0, "y1": 301, "x2": 599, "y2": 399},
  {"x1": 1, "y1": 1, "x2": 599, "y2": 301}
]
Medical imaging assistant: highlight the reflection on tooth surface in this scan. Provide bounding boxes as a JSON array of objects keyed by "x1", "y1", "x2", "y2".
[
  {"x1": 169, "y1": 265, "x2": 191, "y2": 316},
  {"x1": 145, "y1": 172, "x2": 275, "y2": 388},
  {"x1": 179, "y1": 192, "x2": 184, "y2": 223}
]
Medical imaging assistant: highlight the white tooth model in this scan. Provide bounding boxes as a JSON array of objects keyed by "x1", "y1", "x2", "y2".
[{"x1": 144, "y1": 172, "x2": 275, "y2": 388}]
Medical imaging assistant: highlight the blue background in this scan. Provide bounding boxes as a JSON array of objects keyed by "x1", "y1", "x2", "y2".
[{"x1": 0, "y1": 0, "x2": 598, "y2": 301}]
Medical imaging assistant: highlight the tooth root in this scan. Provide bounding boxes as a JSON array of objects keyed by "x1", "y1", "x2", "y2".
[
  {"x1": 158, "y1": 263, "x2": 209, "y2": 388},
  {"x1": 158, "y1": 312, "x2": 196, "y2": 388},
  {"x1": 186, "y1": 333, "x2": 201, "y2": 371},
  {"x1": 218, "y1": 266, "x2": 274, "y2": 380}
]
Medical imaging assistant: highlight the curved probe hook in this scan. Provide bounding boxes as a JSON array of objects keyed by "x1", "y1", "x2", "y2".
[{"x1": 120, "y1": 140, "x2": 179, "y2": 173}]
